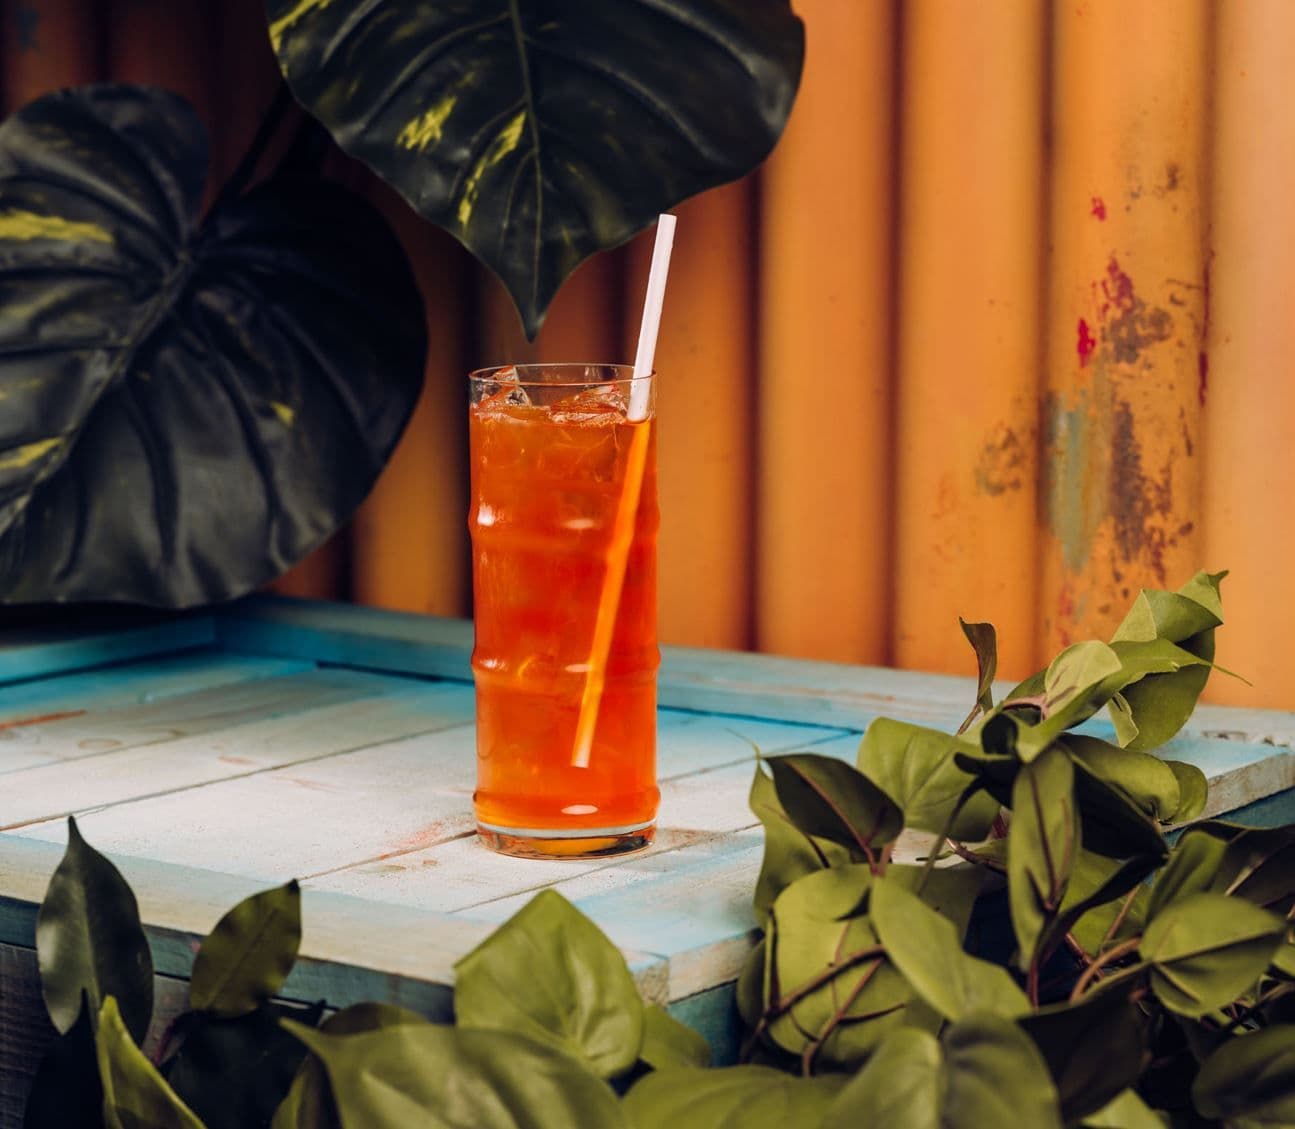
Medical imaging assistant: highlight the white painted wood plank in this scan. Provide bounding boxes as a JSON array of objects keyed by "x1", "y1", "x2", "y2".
[
  {"x1": 0, "y1": 667, "x2": 425, "y2": 776},
  {"x1": 0, "y1": 683, "x2": 475, "y2": 832},
  {"x1": 0, "y1": 651, "x2": 314, "y2": 722}
]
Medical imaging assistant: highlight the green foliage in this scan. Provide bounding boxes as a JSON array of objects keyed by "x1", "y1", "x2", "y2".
[
  {"x1": 22, "y1": 572, "x2": 1295, "y2": 1127},
  {"x1": 0, "y1": 86, "x2": 425, "y2": 607},
  {"x1": 451, "y1": 887, "x2": 644, "y2": 1077},
  {"x1": 189, "y1": 882, "x2": 301, "y2": 1018},
  {"x1": 266, "y1": 0, "x2": 804, "y2": 338},
  {"x1": 36, "y1": 816, "x2": 153, "y2": 1042}
]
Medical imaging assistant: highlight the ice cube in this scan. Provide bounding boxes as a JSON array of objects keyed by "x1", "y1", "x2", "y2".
[{"x1": 549, "y1": 384, "x2": 626, "y2": 425}]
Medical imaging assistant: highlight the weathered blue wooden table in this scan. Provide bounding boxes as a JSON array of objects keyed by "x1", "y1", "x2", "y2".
[{"x1": 0, "y1": 597, "x2": 1292, "y2": 1125}]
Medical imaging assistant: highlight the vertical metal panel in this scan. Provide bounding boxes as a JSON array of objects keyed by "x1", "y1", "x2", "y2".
[
  {"x1": 1, "y1": 0, "x2": 98, "y2": 111},
  {"x1": 625, "y1": 179, "x2": 756, "y2": 650},
  {"x1": 892, "y1": 0, "x2": 1046, "y2": 680},
  {"x1": 756, "y1": 0, "x2": 896, "y2": 663},
  {"x1": 1039, "y1": 0, "x2": 1210, "y2": 654},
  {"x1": 1203, "y1": 1, "x2": 1295, "y2": 707},
  {"x1": 105, "y1": 0, "x2": 212, "y2": 123},
  {"x1": 350, "y1": 214, "x2": 472, "y2": 619}
]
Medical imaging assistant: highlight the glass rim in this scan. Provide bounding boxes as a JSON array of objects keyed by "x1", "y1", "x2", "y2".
[{"x1": 468, "y1": 362, "x2": 653, "y2": 388}]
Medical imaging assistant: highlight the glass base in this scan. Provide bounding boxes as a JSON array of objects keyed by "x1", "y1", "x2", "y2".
[{"x1": 476, "y1": 820, "x2": 655, "y2": 860}]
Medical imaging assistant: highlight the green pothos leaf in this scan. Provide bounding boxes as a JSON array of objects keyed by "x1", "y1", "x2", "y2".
[
  {"x1": 36, "y1": 816, "x2": 153, "y2": 1044},
  {"x1": 1192, "y1": 1023, "x2": 1295, "y2": 1127},
  {"x1": 0, "y1": 84, "x2": 425, "y2": 606},
  {"x1": 960, "y1": 618, "x2": 998, "y2": 713},
  {"x1": 749, "y1": 763, "x2": 851, "y2": 921},
  {"x1": 268, "y1": 0, "x2": 805, "y2": 337},
  {"x1": 1009, "y1": 746, "x2": 1078, "y2": 970},
  {"x1": 97, "y1": 997, "x2": 205, "y2": 1129},
  {"x1": 189, "y1": 881, "x2": 301, "y2": 1018}
]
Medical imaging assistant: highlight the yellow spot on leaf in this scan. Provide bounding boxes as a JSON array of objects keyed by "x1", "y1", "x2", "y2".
[
  {"x1": 397, "y1": 95, "x2": 457, "y2": 152},
  {"x1": 0, "y1": 436, "x2": 63, "y2": 471},
  {"x1": 456, "y1": 111, "x2": 527, "y2": 228},
  {"x1": 271, "y1": 401, "x2": 296, "y2": 426},
  {"x1": 269, "y1": 0, "x2": 334, "y2": 52},
  {"x1": 0, "y1": 210, "x2": 112, "y2": 245}
]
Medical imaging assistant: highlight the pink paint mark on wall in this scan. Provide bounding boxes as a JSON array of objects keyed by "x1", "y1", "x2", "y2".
[
  {"x1": 1198, "y1": 352, "x2": 1208, "y2": 405},
  {"x1": 1090, "y1": 196, "x2": 1107, "y2": 220},
  {"x1": 1076, "y1": 318, "x2": 1097, "y2": 366}
]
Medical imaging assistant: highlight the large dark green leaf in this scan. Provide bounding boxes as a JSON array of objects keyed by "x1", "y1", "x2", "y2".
[
  {"x1": 765, "y1": 752, "x2": 902, "y2": 854},
  {"x1": 97, "y1": 997, "x2": 205, "y2": 1129},
  {"x1": 870, "y1": 875, "x2": 1028, "y2": 1022},
  {"x1": 825, "y1": 1015, "x2": 1064, "y2": 1129},
  {"x1": 452, "y1": 888, "x2": 643, "y2": 1078},
  {"x1": 268, "y1": 1, "x2": 803, "y2": 338},
  {"x1": 189, "y1": 881, "x2": 301, "y2": 1018},
  {"x1": 1140, "y1": 893, "x2": 1284, "y2": 1017},
  {"x1": 856, "y1": 718, "x2": 999, "y2": 841},
  {"x1": 624, "y1": 1065, "x2": 843, "y2": 1129},
  {"x1": 748, "y1": 763, "x2": 850, "y2": 921},
  {"x1": 0, "y1": 85, "x2": 424, "y2": 606},
  {"x1": 36, "y1": 816, "x2": 153, "y2": 1043},
  {"x1": 1192, "y1": 1024, "x2": 1295, "y2": 1127},
  {"x1": 164, "y1": 1001, "x2": 323, "y2": 1129},
  {"x1": 286, "y1": 1021, "x2": 626, "y2": 1129},
  {"x1": 22, "y1": 992, "x2": 103, "y2": 1129},
  {"x1": 1191, "y1": 822, "x2": 1295, "y2": 918},
  {"x1": 1021, "y1": 985, "x2": 1149, "y2": 1122},
  {"x1": 1009, "y1": 746, "x2": 1078, "y2": 970}
]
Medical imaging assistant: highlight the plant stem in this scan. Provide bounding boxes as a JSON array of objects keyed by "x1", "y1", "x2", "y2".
[
  {"x1": 1098, "y1": 885, "x2": 1141, "y2": 952},
  {"x1": 765, "y1": 945, "x2": 886, "y2": 1021},
  {"x1": 212, "y1": 80, "x2": 294, "y2": 213},
  {"x1": 1070, "y1": 936, "x2": 1142, "y2": 1002},
  {"x1": 800, "y1": 958, "x2": 882, "y2": 1076}
]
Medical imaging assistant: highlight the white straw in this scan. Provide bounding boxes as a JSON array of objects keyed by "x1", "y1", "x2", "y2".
[
  {"x1": 628, "y1": 213, "x2": 676, "y2": 421},
  {"x1": 571, "y1": 212, "x2": 676, "y2": 768}
]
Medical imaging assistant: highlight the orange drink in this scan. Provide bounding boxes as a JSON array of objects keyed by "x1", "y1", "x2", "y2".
[{"x1": 468, "y1": 364, "x2": 659, "y2": 858}]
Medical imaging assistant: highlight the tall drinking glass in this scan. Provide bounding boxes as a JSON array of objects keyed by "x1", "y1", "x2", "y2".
[{"x1": 468, "y1": 363, "x2": 659, "y2": 858}]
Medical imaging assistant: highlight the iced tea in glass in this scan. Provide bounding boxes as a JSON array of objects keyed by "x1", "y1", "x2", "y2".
[{"x1": 468, "y1": 363, "x2": 659, "y2": 858}]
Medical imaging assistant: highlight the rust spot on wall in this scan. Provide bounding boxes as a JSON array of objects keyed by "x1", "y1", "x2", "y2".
[
  {"x1": 975, "y1": 425, "x2": 1026, "y2": 496},
  {"x1": 1090, "y1": 196, "x2": 1107, "y2": 220},
  {"x1": 1110, "y1": 400, "x2": 1172, "y2": 582},
  {"x1": 1101, "y1": 258, "x2": 1173, "y2": 364}
]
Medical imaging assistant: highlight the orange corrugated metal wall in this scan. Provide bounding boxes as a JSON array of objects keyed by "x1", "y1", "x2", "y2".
[{"x1": 3, "y1": 0, "x2": 1292, "y2": 706}]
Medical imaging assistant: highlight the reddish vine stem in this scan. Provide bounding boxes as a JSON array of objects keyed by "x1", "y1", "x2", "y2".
[
  {"x1": 1070, "y1": 936, "x2": 1141, "y2": 1002},
  {"x1": 800, "y1": 958, "x2": 883, "y2": 1076}
]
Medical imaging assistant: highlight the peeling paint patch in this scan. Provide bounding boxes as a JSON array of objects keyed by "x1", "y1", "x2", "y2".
[
  {"x1": 1090, "y1": 196, "x2": 1107, "y2": 220},
  {"x1": 975, "y1": 425, "x2": 1026, "y2": 496},
  {"x1": 1110, "y1": 400, "x2": 1172, "y2": 582},
  {"x1": 1077, "y1": 318, "x2": 1097, "y2": 366},
  {"x1": 1042, "y1": 389, "x2": 1107, "y2": 573},
  {"x1": 1100, "y1": 257, "x2": 1173, "y2": 364}
]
